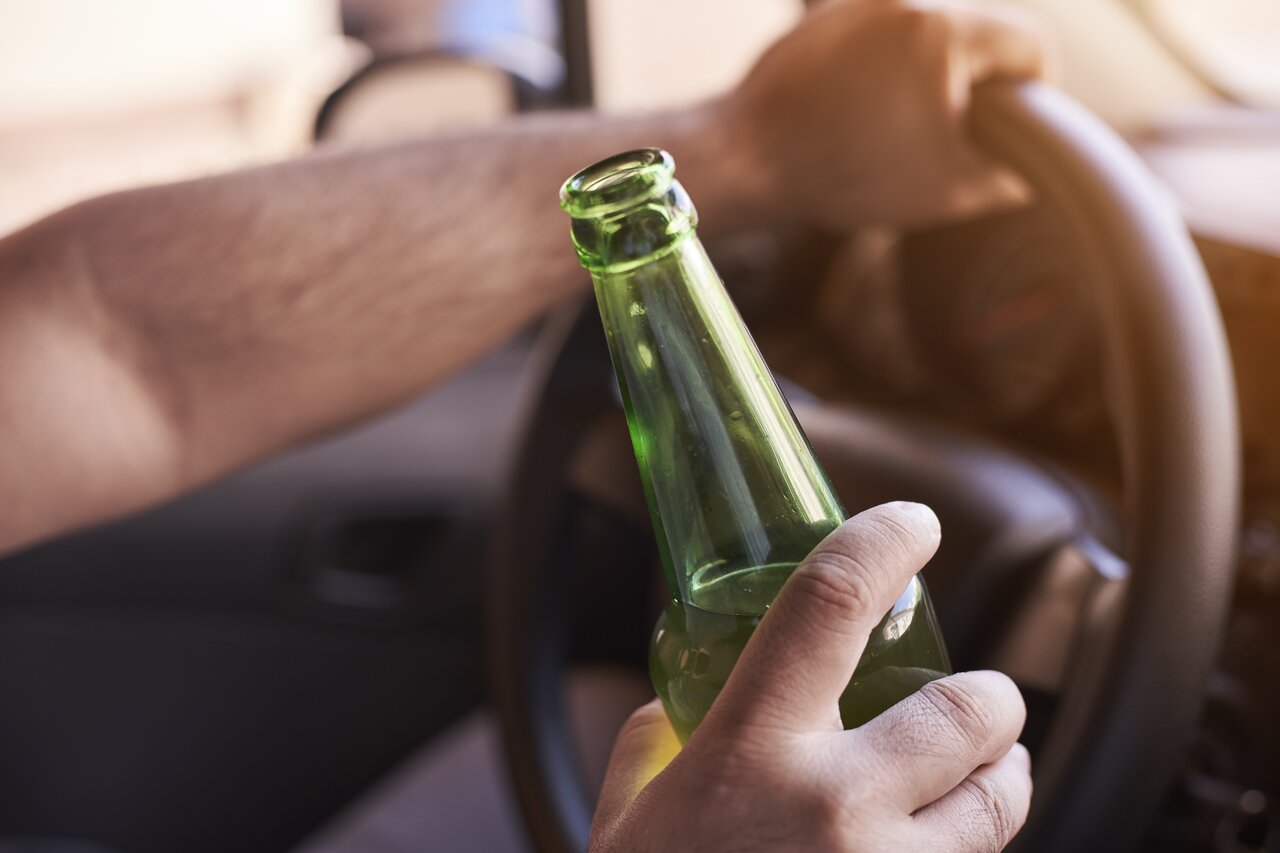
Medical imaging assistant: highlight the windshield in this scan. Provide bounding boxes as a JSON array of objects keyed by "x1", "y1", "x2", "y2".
[{"x1": 1133, "y1": 0, "x2": 1280, "y2": 107}]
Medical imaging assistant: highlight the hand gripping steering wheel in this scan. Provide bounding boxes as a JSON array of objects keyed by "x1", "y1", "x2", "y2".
[{"x1": 487, "y1": 81, "x2": 1240, "y2": 853}]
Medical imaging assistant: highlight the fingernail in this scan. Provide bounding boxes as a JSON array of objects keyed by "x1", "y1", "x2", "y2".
[{"x1": 1010, "y1": 742, "x2": 1032, "y2": 771}]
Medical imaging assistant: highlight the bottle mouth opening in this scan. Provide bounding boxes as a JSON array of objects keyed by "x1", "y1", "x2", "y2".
[{"x1": 560, "y1": 148, "x2": 675, "y2": 218}]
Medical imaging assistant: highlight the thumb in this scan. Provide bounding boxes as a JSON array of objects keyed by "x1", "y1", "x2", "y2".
[
  {"x1": 705, "y1": 501, "x2": 942, "y2": 735},
  {"x1": 591, "y1": 699, "x2": 683, "y2": 833}
]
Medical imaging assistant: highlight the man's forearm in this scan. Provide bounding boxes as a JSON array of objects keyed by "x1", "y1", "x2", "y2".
[
  {"x1": 0, "y1": 103, "x2": 761, "y2": 552},
  {"x1": 0, "y1": 0, "x2": 1045, "y2": 555}
]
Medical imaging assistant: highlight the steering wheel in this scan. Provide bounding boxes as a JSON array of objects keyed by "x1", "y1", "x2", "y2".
[{"x1": 487, "y1": 81, "x2": 1239, "y2": 853}]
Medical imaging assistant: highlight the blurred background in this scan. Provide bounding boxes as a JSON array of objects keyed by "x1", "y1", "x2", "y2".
[
  {"x1": 0, "y1": 0, "x2": 797, "y2": 234},
  {"x1": 2, "y1": 0, "x2": 1277, "y2": 236}
]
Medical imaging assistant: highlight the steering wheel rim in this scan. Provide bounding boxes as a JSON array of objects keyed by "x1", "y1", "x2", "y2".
[{"x1": 487, "y1": 80, "x2": 1240, "y2": 853}]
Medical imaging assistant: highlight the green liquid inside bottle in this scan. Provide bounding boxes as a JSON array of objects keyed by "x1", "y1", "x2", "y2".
[
  {"x1": 653, "y1": 566, "x2": 949, "y2": 742},
  {"x1": 561, "y1": 148, "x2": 951, "y2": 743}
]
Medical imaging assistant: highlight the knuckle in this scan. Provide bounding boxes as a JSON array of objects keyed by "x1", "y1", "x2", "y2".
[
  {"x1": 917, "y1": 678, "x2": 997, "y2": 754},
  {"x1": 874, "y1": 701, "x2": 950, "y2": 761},
  {"x1": 897, "y1": 5, "x2": 932, "y2": 30},
  {"x1": 960, "y1": 775, "x2": 1020, "y2": 850},
  {"x1": 791, "y1": 551, "x2": 879, "y2": 624},
  {"x1": 894, "y1": 4, "x2": 954, "y2": 46}
]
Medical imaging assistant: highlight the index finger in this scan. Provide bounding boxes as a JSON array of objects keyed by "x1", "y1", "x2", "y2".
[{"x1": 705, "y1": 501, "x2": 942, "y2": 736}]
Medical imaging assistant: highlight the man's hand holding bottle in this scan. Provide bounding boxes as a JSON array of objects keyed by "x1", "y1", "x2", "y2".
[{"x1": 591, "y1": 504, "x2": 1032, "y2": 852}]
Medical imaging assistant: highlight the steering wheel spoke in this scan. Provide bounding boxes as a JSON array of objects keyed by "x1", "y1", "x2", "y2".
[{"x1": 985, "y1": 535, "x2": 1128, "y2": 695}]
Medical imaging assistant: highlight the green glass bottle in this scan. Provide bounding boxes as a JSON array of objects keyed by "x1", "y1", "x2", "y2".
[{"x1": 560, "y1": 148, "x2": 950, "y2": 742}]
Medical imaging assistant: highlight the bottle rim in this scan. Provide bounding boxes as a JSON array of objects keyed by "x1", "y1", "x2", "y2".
[{"x1": 560, "y1": 148, "x2": 675, "y2": 218}]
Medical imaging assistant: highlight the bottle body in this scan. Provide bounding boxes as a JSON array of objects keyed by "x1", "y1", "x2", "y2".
[
  {"x1": 562, "y1": 149, "x2": 949, "y2": 742},
  {"x1": 589, "y1": 232, "x2": 844, "y2": 605}
]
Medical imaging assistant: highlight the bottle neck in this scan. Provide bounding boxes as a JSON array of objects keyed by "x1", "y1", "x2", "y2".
[
  {"x1": 564, "y1": 148, "x2": 845, "y2": 615},
  {"x1": 590, "y1": 232, "x2": 846, "y2": 612},
  {"x1": 568, "y1": 175, "x2": 698, "y2": 273}
]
